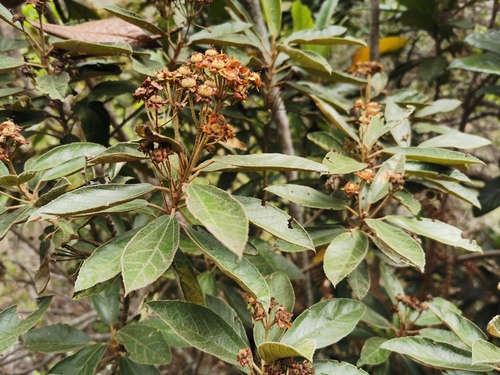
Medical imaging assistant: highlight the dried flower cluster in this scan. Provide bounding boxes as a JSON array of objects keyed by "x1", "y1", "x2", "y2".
[
  {"x1": 264, "y1": 358, "x2": 315, "y2": 375},
  {"x1": 134, "y1": 49, "x2": 261, "y2": 145},
  {"x1": 0, "y1": 120, "x2": 28, "y2": 161},
  {"x1": 353, "y1": 100, "x2": 381, "y2": 126},
  {"x1": 349, "y1": 61, "x2": 384, "y2": 76},
  {"x1": 236, "y1": 347, "x2": 252, "y2": 367}
]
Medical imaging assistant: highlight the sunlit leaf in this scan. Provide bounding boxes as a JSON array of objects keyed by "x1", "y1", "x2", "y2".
[
  {"x1": 265, "y1": 184, "x2": 345, "y2": 209},
  {"x1": 383, "y1": 147, "x2": 484, "y2": 165},
  {"x1": 324, "y1": 230, "x2": 368, "y2": 287},
  {"x1": 277, "y1": 44, "x2": 332, "y2": 73},
  {"x1": 35, "y1": 73, "x2": 70, "y2": 101},
  {"x1": 184, "y1": 184, "x2": 248, "y2": 258},
  {"x1": 415, "y1": 99, "x2": 461, "y2": 117},
  {"x1": 258, "y1": 340, "x2": 315, "y2": 363},
  {"x1": 122, "y1": 216, "x2": 179, "y2": 294},
  {"x1": 315, "y1": 360, "x2": 369, "y2": 374},
  {"x1": 367, "y1": 153, "x2": 405, "y2": 204},
  {"x1": 381, "y1": 337, "x2": 493, "y2": 371},
  {"x1": 311, "y1": 96, "x2": 359, "y2": 141},
  {"x1": 29, "y1": 183, "x2": 154, "y2": 220},
  {"x1": 322, "y1": 152, "x2": 368, "y2": 174},
  {"x1": 386, "y1": 216, "x2": 482, "y2": 253},
  {"x1": 472, "y1": 339, "x2": 500, "y2": 365},
  {"x1": 357, "y1": 337, "x2": 390, "y2": 366},
  {"x1": 260, "y1": 0, "x2": 281, "y2": 37},
  {"x1": 281, "y1": 299, "x2": 365, "y2": 349},
  {"x1": 366, "y1": 219, "x2": 425, "y2": 272},
  {"x1": 204, "y1": 153, "x2": 329, "y2": 173}
]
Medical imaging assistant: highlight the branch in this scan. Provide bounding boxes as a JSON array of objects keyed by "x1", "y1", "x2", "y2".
[{"x1": 369, "y1": 0, "x2": 380, "y2": 61}]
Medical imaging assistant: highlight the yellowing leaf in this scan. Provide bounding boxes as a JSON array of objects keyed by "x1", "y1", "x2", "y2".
[{"x1": 351, "y1": 37, "x2": 408, "y2": 67}]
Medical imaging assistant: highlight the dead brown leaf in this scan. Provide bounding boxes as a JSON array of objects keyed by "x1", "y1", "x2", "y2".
[{"x1": 29, "y1": 17, "x2": 160, "y2": 48}]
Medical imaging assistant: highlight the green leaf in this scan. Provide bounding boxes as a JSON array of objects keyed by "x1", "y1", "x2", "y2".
[
  {"x1": 405, "y1": 161, "x2": 471, "y2": 183},
  {"x1": 418, "y1": 178, "x2": 481, "y2": 208},
  {"x1": 367, "y1": 153, "x2": 405, "y2": 204},
  {"x1": 257, "y1": 340, "x2": 316, "y2": 363},
  {"x1": 322, "y1": 152, "x2": 368, "y2": 174},
  {"x1": 465, "y1": 30, "x2": 500, "y2": 54},
  {"x1": 361, "y1": 305, "x2": 392, "y2": 330},
  {"x1": 385, "y1": 216, "x2": 482, "y2": 253},
  {"x1": 29, "y1": 183, "x2": 154, "y2": 220},
  {"x1": 35, "y1": 72, "x2": 70, "y2": 101},
  {"x1": 307, "y1": 131, "x2": 344, "y2": 152},
  {"x1": 260, "y1": 0, "x2": 281, "y2": 37},
  {"x1": 26, "y1": 142, "x2": 106, "y2": 172},
  {"x1": 449, "y1": 54, "x2": 500, "y2": 75},
  {"x1": 311, "y1": 96, "x2": 360, "y2": 141},
  {"x1": 47, "y1": 343, "x2": 106, "y2": 375},
  {"x1": 235, "y1": 196, "x2": 314, "y2": 250},
  {"x1": 122, "y1": 215, "x2": 179, "y2": 295},
  {"x1": 254, "y1": 272, "x2": 294, "y2": 346},
  {"x1": 414, "y1": 99, "x2": 461, "y2": 117},
  {"x1": 90, "y1": 142, "x2": 146, "y2": 164},
  {"x1": 52, "y1": 40, "x2": 132, "y2": 56},
  {"x1": 365, "y1": 219, "x2": 425, "y2": 272},
  {"x1": 487, "y1": 315, "x2": 500, "y2": 338},
  {"x1": 288, "y1": 81, "x2": 351, "y2": 112},
  {"x1": 184, "y1": 225, "x2": 270, "y2": 308},
  {"x1": 189, "y1": 21, "x2": 252, "y2": 42},
  {"x1": 419, "y1": 328, "x2": 469, "y2": 350},
  {"x1": 472, "y1": 339, "x2": 500, "y2": 365},
  {"x1": 22, "y1": 324, "x2": 91, "y2": 353},
  {"x1": 425, "y1": 301, "x2": 486, "y2": 348},
  {"x1": 315, "y1": 360, "x2": 369, "y2": 374},
  {"x1": 86, "y1": 80, "x2": 137, "y2": 101},
  {"x1": 383, "y1": 147, "x2": 484, "y2": 165},
  {"x1": 35, "y1": 178, "x2": 71, "y2": 207},
  {"x1": 277, "y1": 44, "x2": 332, "y2": 73},
  {"x1": 291, "y1": 0, "x2": 315, "y2": 32},
  {"x1": 265, "y1": 184, "x2": 345, "y2": 209},
  {"x1": 381, "y1": 337, "x2": 493, "y2": 372},
  {"x1": 91, "y1": 279, "x2": 120, "y2": 325},
  {"x1": 246, "y1": 245, "x2": 304, "y2": 280},
  {"x1": 315, "y1": 0, "x2": 339, "y2": 28},
  {"x1": 119, "y1": 356, "x2": 160, "y2": 375},
  {"x1": 0, "y1": 296, "x2": 52, "y2": 352},
  {"x1": 324, "y1": 230, "x2": 368, "y2": 287},
  {"x1": 205, "y1": 153, "x2": 329, "y2": 173},
  {"x1": 141, "y1": 318, "x2": 190, "y2": 348},
  {"x1": 281, "y1": 299, "x2": 365, "y2": 349},
  {"x1": 385, "y1": 99, "x2": 413, "y2": 147},
  {"x1": 206, "y1": 294, "x2": 249, "y2": 345},
  {"x1": 347, "y1": 259, "x2": 370, "y2": 299},
  {"x1": 184, "y1": 184, "x2": 248, "y2": 258},
  {"x1": 0, "y1": 205, "x2": 33, "y2": 240},
  {"x1": 116, "y1": 322, "x2": 171, "y2": 365},
  {"x1": 0, "y1": 4, "x2": 23, "y2": 30},
  {"x1": 0, "y1": 54, "x2": 24, "y2": 74},
  {"x1": 285, "y1": 25, "x2": 347, "y2": 44},
  {"x1": 75, "y1": 228, "x2": 140, "y2": 292},
  {"x1": 393, "y1": 190, "x2": 421, "y2": 215},
  {"x1": 418, "y1": 131, "x2": 490, "y2": 149},
  {"x1": 103, "y1": 5, "x2": 168, "y2": 39},
  {"x1": 147, "y1": 300, "x2": 248, "y2": 371},
  {"x1": 39, "y1": 156, "x2": 87, "y2": 182},
  {"x1": 357, "y1": 337, "x2": 390, "y2": 366},
  {"x1": 172, "y1": 249, "x2": 205, "y2": 305}
]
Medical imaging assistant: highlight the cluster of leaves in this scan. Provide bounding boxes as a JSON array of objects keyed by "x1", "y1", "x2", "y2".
[{"x1": 1, "y1": 0, "x2": 500, "y2": 374}]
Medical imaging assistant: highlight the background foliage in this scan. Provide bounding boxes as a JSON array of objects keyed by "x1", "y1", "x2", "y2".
[{"x1": 0, "y1": 0, "x2": 499, "y2": 374}]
